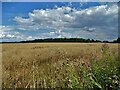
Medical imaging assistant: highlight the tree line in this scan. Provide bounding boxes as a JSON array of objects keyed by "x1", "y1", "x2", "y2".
[
  {"x1": 20, "y1": 37, "x2": 120, "y2": 43},
  {"x1": 1, "y1": 37, "x2": 120, "y2": 43}
]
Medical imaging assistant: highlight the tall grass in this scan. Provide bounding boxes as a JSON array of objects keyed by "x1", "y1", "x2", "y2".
[{"x1": 2, "y1": 43, "x2": 120, "y2": 89}]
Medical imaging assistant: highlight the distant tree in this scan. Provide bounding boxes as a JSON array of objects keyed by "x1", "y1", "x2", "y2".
[
  {"x1": 113, "y1": 38, "x2": 120, "y2": 43},
  {"x1": 18, "y1": 38, "x2": 106, "y2": 43},
  {"x1": 117, "y1": 38, "x2": 120, "y2": 43}
]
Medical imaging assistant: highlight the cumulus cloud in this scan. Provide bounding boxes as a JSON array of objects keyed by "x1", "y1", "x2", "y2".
[
  {"x1": 0, "y1": 26, "x2": 15, "y2": 40},
  {"x1": 0, "y1": 26, "x2": 14, "y2": 31},
  {"x1": 0, "y1": 25, "x2": 34, "y2": 41},
  {"x1": 1, "y1": 3, "x2": 118, "y2": 41}
]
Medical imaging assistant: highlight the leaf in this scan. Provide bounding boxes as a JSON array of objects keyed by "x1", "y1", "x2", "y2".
[{"x1": 91, "y1": 78, "x2": 102, "y2": 89}]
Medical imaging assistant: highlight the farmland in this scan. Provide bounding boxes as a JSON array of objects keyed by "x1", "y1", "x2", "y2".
[{"x1": 2, "y1": 43, "x2": 120, "y2": 89}]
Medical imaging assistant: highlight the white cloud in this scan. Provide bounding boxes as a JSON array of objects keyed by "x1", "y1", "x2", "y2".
[
  {"x1": 0, "y1": 26, "x2": 14, "y2": 31},
  {"x1": 1, "y1": 3, "x2": 118, "y2": 41},
  {"x1": 0, "y1": 26, "x2": 32, "y2": 41},
  {"x1": 0, "y1": 26, "x2": 15, "y2": 39},
  {"x1": 14, "y1": 16, "x2": 32, "y2": 25}
]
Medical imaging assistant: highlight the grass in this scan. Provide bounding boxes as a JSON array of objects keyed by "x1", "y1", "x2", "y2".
[{"x1": 2, "y1": 43, "x2": 120, "y2": 89}]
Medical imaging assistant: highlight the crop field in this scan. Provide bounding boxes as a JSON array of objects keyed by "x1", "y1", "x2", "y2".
[{"x1": 2, "y1": 43, "x2": 120, "y2": 89}]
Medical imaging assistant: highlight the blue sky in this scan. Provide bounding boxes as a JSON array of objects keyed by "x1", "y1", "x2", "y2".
[
  {"x1": 1, "y1": 2, "x2": 118, "y2": 42},
  {"x1": 2, "y1": 2, "x2": 104, "y2": 25}
]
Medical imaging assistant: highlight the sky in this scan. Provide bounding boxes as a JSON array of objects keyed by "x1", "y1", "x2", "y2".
[{"x1": 1, "y1": 2, "x2": 119, "y2": 42}]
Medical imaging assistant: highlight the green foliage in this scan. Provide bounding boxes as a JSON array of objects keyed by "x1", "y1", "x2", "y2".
[
  {"x1": 62, "y1": 44, "x2": 120, "y2": 89},
  {"x1": 65, "y1": 64, "x2": 79, "y2": 88},
  {"x1": 90, "y1": 44, "x2": 120, "y2": 90}
]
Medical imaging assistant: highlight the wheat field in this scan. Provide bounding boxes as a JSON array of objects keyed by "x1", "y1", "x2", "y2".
[{"x1": 2, "y1": 43, "x2": 120, "y2": 89}]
